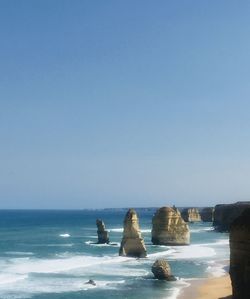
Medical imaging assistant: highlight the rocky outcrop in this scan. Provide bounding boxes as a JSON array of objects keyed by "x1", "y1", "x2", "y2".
[
  {"x1": 152, "y1": 207, "x2": 190, "y2": 245},
  {"x1": 229, "y1": 208, "x2": 250, "y2": 299},
  {"x1": 151, "y1": 259, "x2": 176, "y2": 281},
  {"x1": 96, "y1": 219, "x2": 109, "y2": 244},
  {"x1": 181, "y1": 208, "x2": 201, "y2": 222},
  {"x1": 201, "y1": 207, "x2": 214, "y2": 222},
  {"x1": 85, "y1": 279, "x2": 96, "y2": 286},
  {"x1": 213, "y1": 202, "x2": 250, "y2": 232},
  {"x1": 119, "y1": 209, "x2": 147, "y2": 258}
]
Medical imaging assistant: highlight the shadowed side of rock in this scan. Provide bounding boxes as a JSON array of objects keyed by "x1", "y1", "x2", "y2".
[
  {"x1": 96, "y1": 219, "x2": 109, "y2": 244},
  {"x1": 152, "y1": 207, "x2": 190, "y2": 245},
  {"x1": 201, "y1": 207, "x2": 214, "y2": 222},
  {"x1": 119, "y1": 209, "x2": 147, "y2": 258},
  {"x1": 229, "y1": 208, "x2": 250, "y2": 299},
  {"x1": 213, "y1": 202, "x2": 250, "y2": 232}
]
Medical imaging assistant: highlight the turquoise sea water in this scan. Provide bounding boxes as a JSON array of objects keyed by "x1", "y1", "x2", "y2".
[{"x1": 0, "y1": 209, "x2": 229, "y2": 299}]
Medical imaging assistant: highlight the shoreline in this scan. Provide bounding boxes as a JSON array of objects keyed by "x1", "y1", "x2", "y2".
[{"x1": 178, "y1": 274, "x2": 232, "y2": 299}]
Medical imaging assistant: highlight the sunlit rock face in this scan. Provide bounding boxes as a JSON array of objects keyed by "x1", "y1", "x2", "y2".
[
  {"x1": 230, "y1": 208, "x2": 250, "y2": 299},
  {"x1": 119, "y1": 209, "x2": 147, "y2": 258},
  {"x1": 152, "y1": 207, "x2": 190, "y2": 245},
  {"x1": 96, "y1": 219, "x2": 109, "y2": 244},
  {"x1": 181, "y1": 208, "x2": 201, "y2": 222},
  {"x1": 201, "y1": 207, "x2": 214, "y2": 222},
  {"x1": 213, "y1": 202, "x2": 250, "y2": 232}
]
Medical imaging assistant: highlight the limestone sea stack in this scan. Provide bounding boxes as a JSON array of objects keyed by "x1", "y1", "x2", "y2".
[
  {"x1": 213, "y1": 201, "x2": 250, "y2": 232},
  {"x1": 201, "y1": 207, "x2": 214, "y2": 222},
  {"x1": 96, "y1": 219, "x2": 109, "y2": 244},
  {"x1": 152, "y1": 207, "x2": 190, "y2": 245},
  {"x1": 151, "y1": 259, "x2": 176, "y2": 281},
  {"x1": 229, "y1": 208, "x2": 250, "y2": 299},
  {"x1": 181, "y1": 208, "x2": 201, "y2": 222},
  {"x1": 119, "y1": 209, "x2": 147, "y2": 258}
]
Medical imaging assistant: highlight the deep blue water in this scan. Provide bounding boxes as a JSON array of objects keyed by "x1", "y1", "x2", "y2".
[{"x1": 0, "y1": 209, "x2": 229, "y2": 299}]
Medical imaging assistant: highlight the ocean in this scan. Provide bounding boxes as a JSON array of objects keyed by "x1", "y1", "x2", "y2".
[{"x1": 0, "y1": 209, "x2": 229, "y2": 299}]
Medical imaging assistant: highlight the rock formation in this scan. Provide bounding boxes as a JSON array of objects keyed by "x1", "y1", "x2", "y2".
[
  {"x1": 229, "y1": 208, "x2": 250, "y2": 299},
  {"x1": 213, "y1": 202, "x2": 250, "y2": 232},
  {"x1": 201, "y1": 207, "x2": 214, "y2": 222},
  {"x1": 85, "y1": 279, "x2": 96, "y2": 286},
  {"x1": 96, "y1": 219, "x2": 109, "y2": 244},
  {"x1": 119, "y1": 209, "x2": 147, "y2": 258},
  {"x1": 151, "y1": 207, "x2": 190, "y2": 245},
  {"x1": 151, "y1": 259, "x2": 176, "y2": 281},
  {"x1": 181, "y1": 208, "x2": 201, "y2": 222}
]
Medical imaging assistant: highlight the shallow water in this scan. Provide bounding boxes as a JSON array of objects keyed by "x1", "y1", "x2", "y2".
[{"x1": 0, "y1": 209, "x2": 229, "y2": 299}]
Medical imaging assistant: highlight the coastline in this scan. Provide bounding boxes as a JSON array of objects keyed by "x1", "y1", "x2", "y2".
[{"x1": 178, "y1": 274, "x2": 232, "y2": 299}]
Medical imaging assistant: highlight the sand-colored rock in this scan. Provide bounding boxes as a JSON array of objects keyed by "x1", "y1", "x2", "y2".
[
  {"x1": 201, "y1": 207, "x2": 214, "y2": 222},
  {"x1": 151, "y1": 259, "x2": 176, "y2": 281},
  {"x1": 229, "y1": 208, "x2": 250, "y2": 299},
  {"x1": 152, "y1": 207, "x2": 190, "y2": 245},
  {"x1": 213, "y1": 202, "x2": 250, "y2": 232},
  {"x1": 119, "y1": 209, "x2": 147, "y2": 258},
  {"x1": 96, "y1": 219, "x2": 109, "y2": 244},
  {"x1": 181, "y1": 208, "x2": 201, "y2": 222}
]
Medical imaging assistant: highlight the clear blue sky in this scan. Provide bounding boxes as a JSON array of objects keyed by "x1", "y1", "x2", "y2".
[{"x1": 1, "y1": 1, "x2": 250, "y2": 208}]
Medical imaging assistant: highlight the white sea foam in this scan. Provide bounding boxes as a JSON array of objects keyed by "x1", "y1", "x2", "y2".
[
  {"x1": 199, "y1": 239, "x2": 229, "y2": 247},
  {"x1": 5, "y1": 252, "x2": 34, "y2": 256},
  {"x1": 215, "y1": 239, "x2": 229, "y2": 245},
  {"x1": 59, "y1": 233, "x2": 70, "y2": 238},
  {"x1": 3, "y1": 253, "x2": 146, "y2": 277},
  {"x1": 166, "y1": 279, "x2": 191, "y2": 299},
  {"x1": 167, "y1": 287, "x2": 181, "y2": 299},
  {"x1": 190, "y1": 227, "x2": 214, "y2": 233},
  {"x1": 85, "y1": 241, "x2": 120, "y2": 247},
  {"x1": 0, "y1": 253, "x2": 141, "y2": 299},
  {"x1": 148, "y1": 248, "x2": 176, "y2": 258},
  {"x1": 46, "y1": 243, "x2": 74, "y2": 247},
  {"x1": 170, "y1": 245, "x2": 216, "y2": 259},
  {"x1": 0, "y1": 273, "x2": 28, "y2": 285},
  {"x1": 148, "y1": 244, "x2": 216, "y2": 260},
  {"x1": 109, "y1": 228, "x2": 123, "y2": 232},
  {"x1": 0, "y1": 275, "x2": 126, "y2": 298},
  {"x1": 206, "y1": 262, "x2": 227, "y2": 277},
  {"x1": 85, "y1": 240, "x2": 93, "y2": 245},
  {"x1": 109, "y1": 228, "x2": 151, "y2": 233},
  {"x1": 6, "y1": 256, "x2": 113, "y2": 274}
]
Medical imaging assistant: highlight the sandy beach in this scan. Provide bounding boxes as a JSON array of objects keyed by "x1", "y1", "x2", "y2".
[{"x1": 178, "y1": 275, "x2": 232, "y2": 299}]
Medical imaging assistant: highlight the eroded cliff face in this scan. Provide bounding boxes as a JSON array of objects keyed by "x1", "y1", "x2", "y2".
[
  {"x1": 201, "y1": 207, "x2": 214, "y2": 222},
  {"x1": 230, "y1": 208, "x2": 250, "y2": 299},
  {"x1": 181, "y1": 208, "x2": 201, "y2": 222},
  {"x1": 213, "y1": 202, "x2": 250, "y2": 232},
  {"x1": 152, "y1": 207, "x2": 190, "y2": 245},
  {"x1": 96, "y1": 219, "x2": 109, "y2": 244},
  {"x1": 119, "y1": 209, "x2": 147, "y2": 258}
]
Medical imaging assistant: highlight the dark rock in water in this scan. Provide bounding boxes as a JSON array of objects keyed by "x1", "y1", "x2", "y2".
[
  {"x1": 213, "y1": 202, "x2": 250, "y2": 232},
  {"x1": 96, "y1": 219, "x2": 109, "y2": 244},
  {"x1": 85, "y1": 279, "x2": 96, "y2": 286},
  {"x1": 152, "y1": 207, "x2": 190, "y2": 245},
  {"x1": 119, "y1": 209, "x2": 147, "y2": 258},
  {"x1": 152, "y1": 259, "x2": 176, "y2": 281},
  {"x1": 230, "y1": 208, "x2": 250, "y2": 299},
  {"x1": 181, "y1": 208, "x2": 201, "y2": 222},
  {"x1": 201, "y1": 207, "x2": 214, "y2": 222}
]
